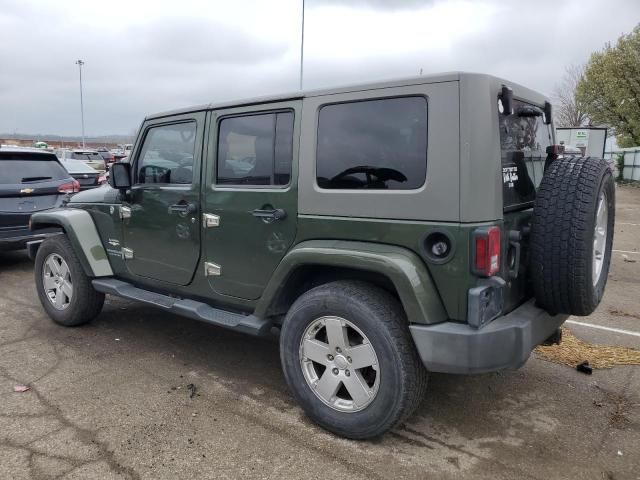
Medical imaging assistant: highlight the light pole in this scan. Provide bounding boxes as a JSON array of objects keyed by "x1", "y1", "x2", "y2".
[
  {"x1": 75, "y1": 59, "x2": 85, "y2": 148},
  {"x1": 299, "y1": 0, "x2": 304, "y2": 91}
]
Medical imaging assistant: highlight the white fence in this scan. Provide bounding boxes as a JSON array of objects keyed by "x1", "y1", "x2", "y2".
[{"x1": 604, "y1": 149, "x2": 640, "y2": 181}]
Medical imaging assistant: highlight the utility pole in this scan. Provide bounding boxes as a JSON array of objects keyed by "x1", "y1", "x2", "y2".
[
  {"x1": 75, "y1": 59, "x2": 85, "y2": 148},
  {"x1": 299, "y1": 0, "x2": 305, "y2": 91}
]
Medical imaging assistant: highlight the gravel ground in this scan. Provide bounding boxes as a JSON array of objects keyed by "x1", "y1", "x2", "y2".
[{"x1": 0, "y1": 186, "x2": 638, "y2": 480}]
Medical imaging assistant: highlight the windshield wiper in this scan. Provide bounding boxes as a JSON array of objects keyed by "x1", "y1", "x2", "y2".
[
  {"x1": 21, "y1": 176, "x2": 52, "y2": 182},
  {"x1": 517, "y1": 105, "x2": 543, "y2": 117}
]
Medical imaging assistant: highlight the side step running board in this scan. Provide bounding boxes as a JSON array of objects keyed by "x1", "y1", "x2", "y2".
[{"x1": 92, "y1": 278, "x2": 272, "y2": 336}]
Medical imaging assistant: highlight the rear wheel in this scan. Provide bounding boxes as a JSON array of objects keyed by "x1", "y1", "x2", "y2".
[
  {"x1": 530, "y1": 156, "x2": 615, "y2": 315},
  {"x1": 280, "y1": 280, "x2": 428, "y2": 439},
  {"x1": 35, "y1": 235, "x2": 104, "y2": 326}
]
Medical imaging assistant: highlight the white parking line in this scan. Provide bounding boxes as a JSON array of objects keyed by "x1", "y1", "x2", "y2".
[
  {"x1": 612, "y1": 249, "x2": 640, "y2": 255},
  {"x1": 618, "y1": 222, "x2": 640, "y2": 226},
  {"x1": 566, "y1": 320, "x2": 640, "y2": 338}
]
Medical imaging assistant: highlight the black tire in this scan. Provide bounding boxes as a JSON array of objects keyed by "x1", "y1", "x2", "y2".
[
  {"x1": 530, "y1": 156, "x2": 615, "y2": 316},
  {"x1": 279, "y1": 280, "x2": 428, "y2": 439},
  {"x1": 34, "y1": 235, "x2": 105, "y2": 326}
]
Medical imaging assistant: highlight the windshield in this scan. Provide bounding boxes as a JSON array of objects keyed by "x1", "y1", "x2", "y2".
[
  {"x1": 500, "y1": 99, "x2": 552, "y2": 210},
  {"x1": 0, "y1": 158, "x2": 69, "y2": 183}
]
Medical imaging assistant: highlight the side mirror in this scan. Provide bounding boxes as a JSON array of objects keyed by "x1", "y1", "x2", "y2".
[
  {"x1": 543, "y1": 101, "x2": 552, "y2": 125},
  {"x1": 108, "y1": 162, "x2": 131, "y2": 190},
  {"x1": 500, "y1": 85, "x2": 513, "y2": 116}
]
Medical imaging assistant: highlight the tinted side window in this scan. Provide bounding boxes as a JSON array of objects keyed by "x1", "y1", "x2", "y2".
[
  {"x1": 217, "y1": 111, "x2": 293, "y2": 186},
  {"x1": 136, "y1": 122, "x2": 197, "y2": 185},
  {"x1": 500, "y1": 100, "x2": 552, "y2": 210},
  {"x1": 316, "y1": 96, "x2": 428, "y2": 190}
]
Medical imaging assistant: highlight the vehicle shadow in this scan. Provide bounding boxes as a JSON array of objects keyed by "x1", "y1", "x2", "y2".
[
  {"x1": 0, "y1": 250, "x2": 33, "y2": 271},
  {"x1": 88, "y1": 299, "x2": 578, "y2": 449}
]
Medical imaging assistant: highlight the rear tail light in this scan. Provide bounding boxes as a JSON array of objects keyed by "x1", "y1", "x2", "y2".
[
  {"x1": 472, "y1": 226, "x2": 501, "y2": 277},
  {"x1": 98, "y1": 174, "x2": 107, "y2": 184},
  {"x1": 58, "y1": 179, "x2": 80, "y2": 194}
]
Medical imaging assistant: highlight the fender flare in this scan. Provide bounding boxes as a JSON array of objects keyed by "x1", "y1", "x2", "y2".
[
  {"x1": 255, "y1": 240, "x2": 448, "y2": 325},
  {"x1": 30, "y1": 208, "x2": 113, "y2": 277}
]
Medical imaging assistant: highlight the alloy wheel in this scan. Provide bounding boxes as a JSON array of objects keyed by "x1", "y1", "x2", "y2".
[{"x1": 299, "y1": 316, "x2": 380, "y2": 412}]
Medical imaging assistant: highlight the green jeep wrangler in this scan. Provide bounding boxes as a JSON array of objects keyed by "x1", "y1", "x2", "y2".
[{"x1": 30, "y1": 72, "x2": 615, "y2": 439}]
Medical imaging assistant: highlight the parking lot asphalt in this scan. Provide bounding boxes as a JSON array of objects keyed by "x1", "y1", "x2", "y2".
[{"x1": 1, "y1": 186, "x2": 639, "y2": 480}]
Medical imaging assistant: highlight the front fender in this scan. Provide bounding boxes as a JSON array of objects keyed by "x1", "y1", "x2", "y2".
[
  {"x1": 255, "y1": 240, "x2": 448, "y2": 325},
  {"x1": 30, "y1": 208, "x2": 113, "y2": 277}
]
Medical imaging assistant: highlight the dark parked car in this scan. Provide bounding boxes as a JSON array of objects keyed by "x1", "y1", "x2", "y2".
[
  {"x1": 60, "y1": 159, "x2": 106, "y2": 190},
  {"x1": 96, "y1": 149, "x2": 116, "y2": 166},
  {"x1": 0, "y1": 147, "x2": 79, "y2": 251}
]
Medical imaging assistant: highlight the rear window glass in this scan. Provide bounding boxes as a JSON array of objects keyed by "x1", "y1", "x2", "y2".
[
  {"x1": 72, "y1": 153, "x2": 103, "y2": 161},
  {"x1": 316, "y1": 96, "x2": 428, "y2": 190},
  {"x1": 0, "y1": 157, "x2": 69, "y2": 183},
  {"x1": 500, "y1": 100, "x2": 552, "y2": 210}
]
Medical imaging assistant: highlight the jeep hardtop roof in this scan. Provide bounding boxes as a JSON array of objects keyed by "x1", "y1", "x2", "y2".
[{"x1": 145, "y1": 71, "x2": 550, "y2": 121}]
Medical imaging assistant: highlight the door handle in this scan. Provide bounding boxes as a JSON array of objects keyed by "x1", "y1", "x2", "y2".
[
  {"x1": 251, "y1": 208, "x2": 287, "y2": 221},
  {"x1": 168, "y1": 202, "x2": 197, "y2": 216}
]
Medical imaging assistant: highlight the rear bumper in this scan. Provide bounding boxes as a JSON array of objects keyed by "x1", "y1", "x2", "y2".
[
  {"x1": 0, "y1": 227, "x2": 60, "y2": 252},
  {"x1": 409, "y1": 299, "x2": 568, "y2": 374}
]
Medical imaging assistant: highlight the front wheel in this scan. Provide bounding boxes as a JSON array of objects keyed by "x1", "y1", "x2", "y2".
[
  {"x1": 34, "y1": 235, "x2": 105, "y2": 326},
  {"x1": 279, "y1": 280, "x2": 428, "y2": 439}
]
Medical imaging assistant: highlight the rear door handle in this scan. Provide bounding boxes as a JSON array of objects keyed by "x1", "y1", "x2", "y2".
[
  {"x1": 168, "y1": 202, "x2": 197, "y2": 216},
  {"x1": 251, "y1": 208, "x2": 287, "y2": 221}
]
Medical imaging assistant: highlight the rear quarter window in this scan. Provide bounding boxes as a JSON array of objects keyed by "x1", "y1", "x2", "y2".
[{"x1": 316, "y1": 96, "x2": 428, "y2": 190}]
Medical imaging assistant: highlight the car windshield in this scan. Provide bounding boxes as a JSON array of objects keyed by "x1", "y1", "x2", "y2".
[{"x1": 0, "y1": 156, "x2": 69, "y2": 183}]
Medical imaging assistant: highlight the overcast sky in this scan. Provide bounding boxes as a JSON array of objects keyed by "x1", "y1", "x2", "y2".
[{"x1": 1, "y1": 0, "x2": 639, "y2": 137}]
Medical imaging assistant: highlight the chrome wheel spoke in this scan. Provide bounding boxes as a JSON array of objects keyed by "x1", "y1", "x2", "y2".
[
  {"x1": 346, "y1": 343, "x2": 377, "y2": 370},
  {"x1": 60, "y1": 280, "x2": 73, "y2": 301},
  {"x1": 342, "y1": 372, "x2": 372, "y2": 408},
  {"x1": 302, "y1": 338, "x2": 331, "y2": 365},
  {"x1": 314, "y1": 370, "x2": 341, "y2": 401},
  {"x1": 324, "y1": 317, "x2": 349, "y2": 350},
  {"x1": 43, "y1": 274, "x2": 57, "y2": 291},
  {"x1": 54, "y1": 288, "x2": 65, "y2": 308},
  {"x1": 58, "y1": 261, "x2": 70, "y2": 280},
  {"x1": 46, "y1": 257, "x2": 60, "y2": 276}
]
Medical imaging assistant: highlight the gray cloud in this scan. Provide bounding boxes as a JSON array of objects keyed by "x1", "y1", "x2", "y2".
[
  {"x1": 139, "y1": 18, "x2": 289, "y2": 65},
  {"x1": 1, "y1": 0, "x2": 639, "y2": 137},
  {"x1": 309, "y1": 0, "x2": 435, "y2": 10}
]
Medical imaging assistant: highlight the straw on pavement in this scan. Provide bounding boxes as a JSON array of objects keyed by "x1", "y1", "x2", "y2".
[{"x1": 535, "y1": 327, "x2": 640, "y2": 369}]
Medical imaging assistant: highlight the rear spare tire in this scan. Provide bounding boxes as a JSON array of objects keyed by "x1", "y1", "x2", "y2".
[{"x1": 530, "y1": 156, "x2": 615, "y2": 316}]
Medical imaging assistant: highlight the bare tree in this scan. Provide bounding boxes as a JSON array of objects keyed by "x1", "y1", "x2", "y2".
[{"x1": 553, "y1": 64, "x2": 590, "y2": 127}]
